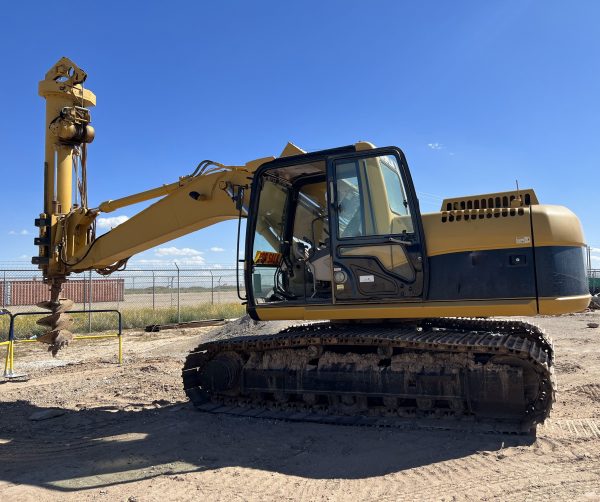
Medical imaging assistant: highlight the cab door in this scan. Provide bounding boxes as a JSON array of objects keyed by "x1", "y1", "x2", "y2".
[{"x1": 327, "y1": 148, "x2": 425, "y2": 302}]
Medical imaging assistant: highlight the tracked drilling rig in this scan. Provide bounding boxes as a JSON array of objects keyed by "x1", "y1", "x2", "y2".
[{"x1": 33, "y1": 58, "x2": 590, "y2": 432}]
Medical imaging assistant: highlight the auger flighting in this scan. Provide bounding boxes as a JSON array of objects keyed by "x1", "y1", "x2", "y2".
[{"x1": 35, "y1": 282, "x2": 74, "y2": 356}]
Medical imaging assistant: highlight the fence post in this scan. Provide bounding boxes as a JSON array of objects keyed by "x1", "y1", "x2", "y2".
[
  {"x1": 152, "y1": 271, "x2": 155, "y2": 311},
  {"x1": 7, "y1": 313, "x2": 15, "y2": 375},
  {"x1": 88, "y1": 270, "x2": 92, "y2": 333},
  {"x1": 210, "y1": 270, "x2": 214, "y2": 305},
  {"x1": 2, "y1": 270, "x2": 5, "y2": 308},
  {"x1": 174, "y1": 263, "x2": 180, "y2": 323}
]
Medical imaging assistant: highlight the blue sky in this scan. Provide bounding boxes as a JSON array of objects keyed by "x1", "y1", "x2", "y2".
[{"x1": 1, "y1": 1, "x2": 599, "y2": 268}]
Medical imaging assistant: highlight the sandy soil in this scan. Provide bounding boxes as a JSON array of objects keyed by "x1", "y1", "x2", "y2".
[{"x1": 1, "y1": 313, "x2": 600, "y2": 501}]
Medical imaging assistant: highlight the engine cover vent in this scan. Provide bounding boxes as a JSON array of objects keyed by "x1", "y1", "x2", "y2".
[
  {"x1": 441, "y1": 189, "x2": 538, "y2": 212},
  {"x1": 441, "y1": 207, "x2": 526, "y2": 223}
]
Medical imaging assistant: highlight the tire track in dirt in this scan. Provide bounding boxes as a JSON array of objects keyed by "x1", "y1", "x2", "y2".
[
  {"x1": 539, "y1": 418, "x2": 600, "y2": 440},
  {"x1": 570, "y1": 383, "x2": 600, "y2": 402},
  {"x1": 488, "y1": 478, "x2": 600, "y2": 501},
  {"x1": 364, "y1": 438, "x2": 600, "y2": 502}
]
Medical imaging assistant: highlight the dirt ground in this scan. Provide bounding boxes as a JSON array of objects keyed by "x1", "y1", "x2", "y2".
[{"x1": 1, "y1": 312, "x2": 600, "y2": 501}]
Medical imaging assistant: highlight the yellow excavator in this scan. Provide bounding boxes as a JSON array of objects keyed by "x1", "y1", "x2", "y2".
[{"x1": 32, "y1": 58, "x2": 590, "y2": 432}]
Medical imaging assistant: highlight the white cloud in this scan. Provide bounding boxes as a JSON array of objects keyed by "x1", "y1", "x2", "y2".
[
  {"x1": 8, "y1": 230, "x2": 16, "y2": 235},
  {"x1": 128, "y1": 246, "x2": 208, "y2": 267},
  {"x1": 8, "y1": 229, "x2": 29, "y2": 235},
  {"x1": 155, "y1": 246, "x2": 204, "y2": 257},
  {"x1": 428, "y1": 142, "x2": 444, "y2": 150},
  {"x1": 97, "y1": 215, "x2": 129, "y2": 229},
  {"x1": 134, "y1": 255, "x2": 206, "y2": 266},
  {"x1": 134, "y1": 259, "x2": 167, "y2": 265},
  {"x1": 176, "y1": 256, "x2": 206, "y2": 265},
  {"x1": 20, "y1": 229, "x2": 29, "y2": 235},
  {"x1": 210, "y1": 247, "x2": 225, "y2": 252}
]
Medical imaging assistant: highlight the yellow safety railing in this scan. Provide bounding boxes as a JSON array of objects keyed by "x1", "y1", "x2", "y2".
[
  {"x1": 2, "y1": 340, "x2": 13, "y2": 376},
  {"x1": 2, "y1": 309, "x2": 122, "y2": 378}
]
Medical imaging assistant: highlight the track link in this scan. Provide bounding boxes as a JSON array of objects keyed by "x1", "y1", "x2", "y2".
[{"x1": 182, "y1": 318, "x2": 555, "y2": 433}]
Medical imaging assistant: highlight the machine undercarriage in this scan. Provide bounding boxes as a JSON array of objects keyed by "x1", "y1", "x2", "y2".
[{"x1": 182, "y1": 318, "x2": 555, "y2": 433}]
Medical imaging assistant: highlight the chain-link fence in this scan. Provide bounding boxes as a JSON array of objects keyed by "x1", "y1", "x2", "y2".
[
  {"x1": 585, "y1": 245, "x2": 599, "y2": 295},
  {"x1": 590, "y1": 269, "x2": 600, "y2": 295},
  {"x1": 0, "y1": 267, "x2": 246, "y2": 340}
]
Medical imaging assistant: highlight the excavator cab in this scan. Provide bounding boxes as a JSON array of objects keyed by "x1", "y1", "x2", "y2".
[{"x1": 245, "y1": 146, "x2": 426, "y2": 312}]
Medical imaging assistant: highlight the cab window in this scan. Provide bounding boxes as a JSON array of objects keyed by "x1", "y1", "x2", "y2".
[{"x1": 335, "y1": 154, "x2": 413, "y2": 238}]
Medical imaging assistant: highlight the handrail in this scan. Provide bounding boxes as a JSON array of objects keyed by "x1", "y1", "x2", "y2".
[{"x1": 3, "y1": 308, "x2": 123, "y2": 378}]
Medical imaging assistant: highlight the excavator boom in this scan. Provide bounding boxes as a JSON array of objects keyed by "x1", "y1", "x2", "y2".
[{"x1": 64, "y1": 163, "x2": 257, "y2": 272}]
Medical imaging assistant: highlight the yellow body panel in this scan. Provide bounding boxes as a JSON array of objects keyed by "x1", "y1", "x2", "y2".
[
  {"x1": 538, "y1": 295, "x2": 591, "y2": 315},
  {"x1": 256, "y1": 299, "x2": 539, "y2": 320},
  {"x1": 255, "y1": 294, "x2": 590, "y2": 320},
  {"x1": 531, "y1": 205, "x2": 586, "y2": 247},
  {"x1": 421, "y1": 205, "x2": 585, "y2": 258},
  {"x1": 421, "y1": 208, "x2": 533, "y2": 257}
]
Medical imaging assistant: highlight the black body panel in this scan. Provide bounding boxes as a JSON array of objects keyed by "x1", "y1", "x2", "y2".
[
  {"x1": 535, "y1": 246, "x2": 588, "y2": 297},
  {"x1": 428, "y1": 248, "x2": 536, "y2": 301},
  {"x1": 428, "y1": 245, "x2": 586, "y2": 301}
]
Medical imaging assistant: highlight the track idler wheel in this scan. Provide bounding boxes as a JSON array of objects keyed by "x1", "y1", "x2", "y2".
[
  {"x1": 36, "y1": 295, "x2": 75, "y2": 357},
  {"x1": 199, "y1": 352, "x2": 243, "y2": 393}
]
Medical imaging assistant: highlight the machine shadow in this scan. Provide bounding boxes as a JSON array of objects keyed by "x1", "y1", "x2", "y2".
[{"x1": 0, "y1": 400, "x2": 535, "y2": 492}]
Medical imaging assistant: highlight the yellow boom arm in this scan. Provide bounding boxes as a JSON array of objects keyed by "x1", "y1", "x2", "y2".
[{"x1": 68, "y1": 159, "x2": 266, "y2": 272}]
